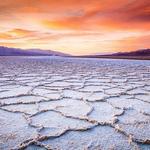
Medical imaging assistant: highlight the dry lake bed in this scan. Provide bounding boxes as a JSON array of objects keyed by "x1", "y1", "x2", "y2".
[{"x1": 0, "y1": 56, "x2": 150, "y2": 150}]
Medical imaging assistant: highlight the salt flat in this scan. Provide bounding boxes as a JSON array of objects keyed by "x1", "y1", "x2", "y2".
[{"x1": 0, "y1": 56, "x2": 150, "y2": 150}]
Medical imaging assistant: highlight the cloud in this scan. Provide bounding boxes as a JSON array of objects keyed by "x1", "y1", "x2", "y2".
[
  {"x1": 0, "y1": 33, "x2": 13, "y2": 40},
  {"x1": 1, "y1": 0, "x2": 150, "y2": 31},
  {"x1": 0, "y1": 28, "x2": 38, "y2": 40},
  {"x1": 7, "y1": 29, "x2": 37, "y2": 37},
  {"x1": 0, "y1": 0, "x2": 149, "y2": 54}
]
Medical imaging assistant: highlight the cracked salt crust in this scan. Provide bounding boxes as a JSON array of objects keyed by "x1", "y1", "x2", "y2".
[{"x1": 0, "y1": 56, "x2": 150, "y2": 149}]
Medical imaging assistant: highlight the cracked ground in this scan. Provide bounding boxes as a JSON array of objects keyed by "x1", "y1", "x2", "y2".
[{"x1": 0, "y1": 56, "x2": 150, "y2": 150}]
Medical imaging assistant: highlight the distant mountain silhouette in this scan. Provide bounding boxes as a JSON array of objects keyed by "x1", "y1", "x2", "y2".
[
  {"x1": 0, "y1": 46, "x2": 70, "y2": 56},
  {"x1": 112, "y1": 49, "x2": 150, "y2": 56},
  {"x1": 75, "y1": 49, "x2": 150, "y2": 60}
]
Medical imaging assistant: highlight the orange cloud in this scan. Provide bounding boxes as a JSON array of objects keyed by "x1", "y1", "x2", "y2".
[
  {"x1": 0, "y1": 28, "x2": 39, "y2": 41},
  {"x1": 7, "y1": 29, "x2": 36, "y2": 37},
  {"x1": 40, "y1": 0, "x2": 150, "y2": 31},
  {"x1": 0, "y1": 33, "x2": 12, "y2": 40}
]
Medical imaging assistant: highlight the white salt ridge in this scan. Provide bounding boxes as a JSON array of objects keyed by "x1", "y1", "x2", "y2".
[
  {"x1": 0, "y1": 109, "x2": 37, "y2": 150},
  {"x1": 30, "y1": 111, "x2": 95, "y2": 137},
  {"x1": 0, "y1": 86, "x2": 32, "y2": 98},
  {"x1": 107, "y1": 97, "x2": 150, "y2": 115},
  {"x1": 88, "y1": 102, "x2": 123, "y2": 123},
  {"x1": 39, "y1": 98, "x2": 92, "y2": 118},
  {"x1": 41, "y1": 126, "x2": 138, "y2": 150}
]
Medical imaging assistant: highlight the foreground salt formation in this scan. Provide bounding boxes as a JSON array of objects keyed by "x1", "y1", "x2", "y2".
[{"x1": 0, "y1": 56, "x2": 150, "y2": 150}]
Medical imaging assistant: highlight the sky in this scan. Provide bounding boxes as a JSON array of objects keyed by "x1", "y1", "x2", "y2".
[{"x1": 0, "y1": 0, "x2": 149, "y2": 55}]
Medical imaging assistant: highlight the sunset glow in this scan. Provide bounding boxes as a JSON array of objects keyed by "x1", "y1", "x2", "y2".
[{"x1": 0, "y1": 0, "x2": 150, "y2": 55}]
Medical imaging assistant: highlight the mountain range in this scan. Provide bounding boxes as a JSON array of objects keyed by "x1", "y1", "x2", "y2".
[
  {"x1": 0, "y1": 46, "x2": 69, "y2": 56},
  {"x1": 77, "y1": 49, "x2": 150, "y2": 60},
  {"x1": 112, "y1": 49, "x2": 150, "y2": 56},
  {"x1": 0, "y1": 46, "x2": 150, "y2": 60}
]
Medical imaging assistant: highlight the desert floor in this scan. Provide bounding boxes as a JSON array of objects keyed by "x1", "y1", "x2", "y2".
[{"x1": 0, "y1": 56, "x2": 150, "y2": 150}]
